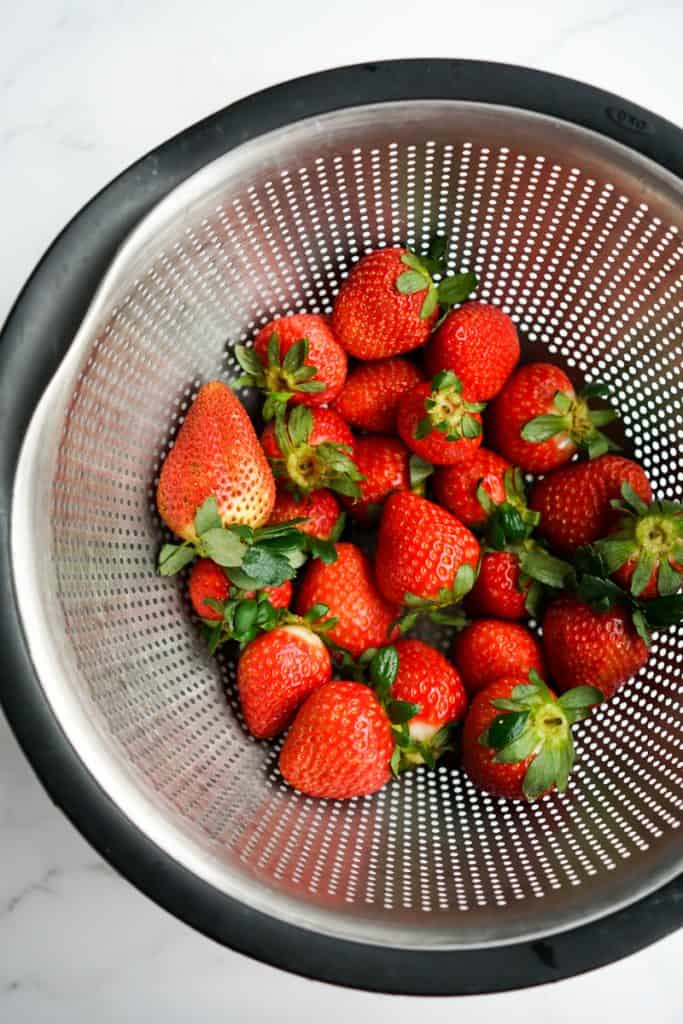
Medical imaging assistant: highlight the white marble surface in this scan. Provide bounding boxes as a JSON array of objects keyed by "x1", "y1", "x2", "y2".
[{"x1": 1, "y1": 2, "x2": 682, "y2": 1021}]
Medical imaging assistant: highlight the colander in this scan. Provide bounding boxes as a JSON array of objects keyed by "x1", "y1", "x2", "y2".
[{"x1": 1, "y1": 60, "x2": 682, "y2": 996}]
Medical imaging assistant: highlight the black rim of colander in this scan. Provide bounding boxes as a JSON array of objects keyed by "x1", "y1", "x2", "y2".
[{"x1": 0, "y1": 60, "x2": 681, "y2": 996}]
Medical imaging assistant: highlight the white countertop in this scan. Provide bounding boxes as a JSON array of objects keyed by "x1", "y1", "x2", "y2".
[{"x1": 1, "y1": 2, "x2": 681, "y2": 1021}]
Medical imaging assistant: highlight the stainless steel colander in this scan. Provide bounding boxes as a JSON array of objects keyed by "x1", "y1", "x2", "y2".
[{"x1": 1, "y1": 61, "x2": 681, "y2": 995}]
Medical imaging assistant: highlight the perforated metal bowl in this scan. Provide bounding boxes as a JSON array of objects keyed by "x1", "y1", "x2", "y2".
[{"x1": 1, "y1": 61, "x2": 682, "y2": 995}]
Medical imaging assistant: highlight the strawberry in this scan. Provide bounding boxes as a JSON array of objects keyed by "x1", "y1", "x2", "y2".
[
  {"x1": 235, "y1": 314, "x2": 347, "y2": 419},
  {"x1": 542, "y1": 596, "x2": 649, "y2": 700},
  {"x1": 530, "y1": 455, "x2": 653, "y2": 556},
  {"x1": 375, "y1": 493, "x2": 480, "y2": 614},
  {"x1": 462, "y1": 671, "x2": 602, "y2": 801},
  {"x1": 340, "y1": 435, "x2": 413, "y2": 522},
  {"x1": 596, "y1": 487, "x2": 683, "y2": 599},
  {"x1": 279, "y1": 681, "x2": 394, "y2": 798},
  {"x1": 156, "y1": 380, "x2": 275, "y2": 540},
  {"x1": 238, "y1": 625, "x2": 332, "y2": 739},
  {"x1": 261, "y1": 406, "x2": 363, "y2": 499},
  {"x1": 452, "y1": 618, "x2": 546, "y2": 696},
  {"x1": 486, "y1": 364, "x2": 619, "y2": 472},
  {"x1": 388, "y1": 639, "x2": 467, "y2": 768},
  {"x1": 432, "y1": 448, "x2": 510, "y2": 528},
  {"x1": 268, "y1": 486, "x2": 342, "y2": 540},
  {"x1": 295, "y1": 542, "x2": 400, "y2": 657},
  {"x1": 331, "y1": 243, "x2": 476, "y2": 360},
  {"x1": 397, "y1": 372, "x2": 485, "y2": 466},
  {"x1": 466, "y1": 550, "x2": 534, "y2": 620},
  {"x1": 425, "y1": 302, "x2": 520, "y2": 401},
  {"x1": 188, "y1": 558, "x2": 291, "y2": 622},
  {"x1": 332, "y1": 357, "x2": 423, "y2": 433}
]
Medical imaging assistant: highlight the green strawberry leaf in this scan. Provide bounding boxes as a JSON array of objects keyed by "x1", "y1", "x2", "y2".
[
  {"x1": 428, "y1": 235, "x2": 448, "y2": 265},
  {"x1": 552, "y1": 390, "x2": 573, "y2": 415},
  {"x1": 630, "y1": 552, "x2": 657, "y2": 596},
  {"x1": 522, "y1": 745, "x2": 560, "y2": 802},
  {"x1": 413, "y1": 416, "x2": 433, "y2": 441},
  {"x1": 595, "y1": 538, "x2": 635, "y2": 573},
  {"x1": 409, "y1": 454, "x2": 434, "y2": 490},
  {"x1": 581, "y1": 381, "x2": 612, "y2": 399},
  {"x1": 639, "y1": 593, "x2": 683, "y2": 629},
  {"x1": 282, "y1": 338, "x2": 309, "y2": 373},
  {"x1": 486, "y1": 710, "x2": 529, "y2": 750},
  {"x1": 287, "y1": 405, "x2": 313, "y2": 448},
  {"x1": 452, "y1": 563, "x2": 476, "y2": 602},
  {"x1": 201, "y1": 528, "x2": 247, "y2": 568},
  {"x1": 240, "y1": 546, "x2": 294, "y2": 587},
  {"x1": 461, "y1": 414, "x2": 482, "y2": 439},
  {"x1": 557, "y1": 686, "x2": 603, "y2": 711},
  {"x1": 621, "y1": 481, "x2": 649, "y2": 516},
  {"x1": 631, "y1": 608, "x2": 652, "y2": 647},
  {"x1": 233, "y1": 600, "x2": 259, "y2": 634},
  {"x1": 437, "y1": 272, "x2": 477, "y2": 307},
  {"x1": 658, "y1": 560, "x2": 682, "y2": 597},
  {"x1": 420, "y1": 285, "x2": 439, "y2": 319},
  {"x1": 518, "y1": 548, "x2": 573, "y2": 589},
  {"x1": 295, "y1": 380, "x2": 327, "y2": 394},
  {"x1": 158, "y1": 542, "x2": 196, "y2": 576},
  {"x1": 493, "y1": 728, "x2": 538, "y2": 764},
  {"x1": 329, "y1": 511, "x2": 347, "y2": 543},
  {"x1": 396, "y1": 270, "x2": 429, "y2": 295},
  {"x1": 304, "y1": 603, "x2": 330, "y2": 622},
  {"x1": 267, "y1": 333, "x2": 281, "y2": 367},
  {"x1": 370, "y1": 645, "x2": 400, "y2": 699},
  {"x1": 194, "y1": 496, "x2": 222, "y2": 537},
  {"x1": 234, "y1": 344, "x2": 263, "y2": 376},
  {"x1": 309, "y1": 537, "x2": 338, "y2": 564},
  {"x1": 388, "y1": 700, "x2": 422, "y2": 725},
  {"x1": 390, "y1": 746, "x2": 402, "y2": 776},
  {"x1": 521, "y1": 414, "x2": 568, "y2": 443}
]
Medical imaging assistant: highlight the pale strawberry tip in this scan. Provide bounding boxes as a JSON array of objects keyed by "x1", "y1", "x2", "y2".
[{"x1": 480, "y1": 670, "x2": 603, "y2": 802}]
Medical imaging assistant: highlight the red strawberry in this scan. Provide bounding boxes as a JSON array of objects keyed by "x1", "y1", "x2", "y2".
[
  {"x1": 188, "y1": 558, "x2": 291, "y2": 621},
  {"x1": 433, "y1": 448, "x2": 510, "y2": 528},
  {"x1": 530, "y1": 455, "x2": 653, "y2": 556},
  {"x1": 238, "y1": 625, "x2": 332, "y2": 739},
  {"x1": 425, "y1": 302, "x2": 520, "y2": 401},
  {"x1": 542, "y1": 596, "x2": 649, "y2": 700},
  {"x1": 157, "y1": 380, "x2": 275, "y2": 540},
  {"x1": 390, "y1": 639, "x2": 467, "y2": 766},
  {"x1": 279, "y1": 681, "x2": 394, "y2": 798},
  {"x1": 397, "y1": 373, "x2": 484, "y2": 466},
  {"x1": 340, "y1": 435, "x2": 412, "y2": 522},
  {"x1": 375, "y1": 492, "x2": 480, "y2": 607},
  {"x1": 452, "y1": 618, "x2": 545, "y2": 696},
  {"x1": 466, "y1": 551, "x2": 534, "y2": 620},
  {"x1": 295, "y1": 542, "x2": 399, "y2": 657},
  {"x1": 486, "y1": 364, "x2": 619, "y2": 472},
  {"x1": 261, "y1": 406, "x2": 362, "y2": 499},
  {"x1": 268, "y1": 486, "x2": 341, "y2": 540},
  {"x1": 331, "y1": 248, "x2": 440, "y2": 359},
  {"x1": 236, "y1": 314, "x2": 347, "y2": 419},
  {"x1": 596, "y1": 490, "x2": 683, "y2": 599},
  {"x1": 332, "y1": 357, "x2": 423, "y2": 433},
  {"x1": 462, "y1": 671, "x2": 602, "y2": 802}
]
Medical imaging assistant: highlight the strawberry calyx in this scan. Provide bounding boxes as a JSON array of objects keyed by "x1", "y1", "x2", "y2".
[
  {"x1": 520, "y1": 542, "x2": 683, "y2": 646},
  {"x1": 346, "y1": 646, "x2": 454, "y2": 772},
  {"x1": 270, "y1": 407, "x2": 364, "y2": 499},
  {"x1": 395, "y1": 563, "x2": 477, "y2": 633},
  {"x1": 413, "y1": 371, "x2": 486, "y2": 443},
  {"x1": 596, "y1": 483, "x2": 683, "y2": 597},
  {"x1": 201, "y1": 598, "x2": 338, "y2": 655},
  {"x1": 477, "y1": 467, "x2": 540, "y2": 549},
  {"x1": 479, "y1": 670, "x2": 603, "y2": 801},
  {"x1": 235, "y1": 334, "x2": 326, "y2": 420},
  {"x1": 395, "y1": 237, "x2": 477, "y2": 321},
  {"x1": 521, "y1": 382, "x2": 620, "y2": 459},
  {"x1": 158, "y1": 495, "x2": 310, "y2": 585}
]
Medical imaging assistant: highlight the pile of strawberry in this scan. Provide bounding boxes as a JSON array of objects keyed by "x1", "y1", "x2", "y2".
[{"x1": 156, "y1": 243, "x2": 683, "y2": 804}]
